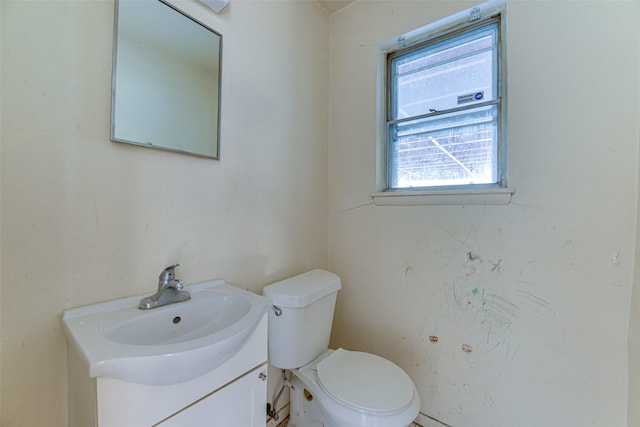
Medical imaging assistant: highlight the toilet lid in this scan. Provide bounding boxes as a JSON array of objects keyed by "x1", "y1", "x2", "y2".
[{"x1": 316, "y1": 348, "x2": 415, "y2": 413}]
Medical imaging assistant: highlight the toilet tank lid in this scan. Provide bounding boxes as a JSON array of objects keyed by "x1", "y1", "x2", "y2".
[{"x1": 263, "y1": 269, "x2": 341, "y2": 308}]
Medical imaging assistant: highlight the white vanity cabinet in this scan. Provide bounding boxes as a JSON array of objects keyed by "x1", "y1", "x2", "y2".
[
  {"x1": 67, "y1": 314, "x2": 268, "y2": 427},
  {"x1": 158, "y1": 364, "x2": 267, "y2": 426}
]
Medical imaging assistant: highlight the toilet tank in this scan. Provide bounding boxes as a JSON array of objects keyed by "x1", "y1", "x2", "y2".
[{"x1": 262, "y1": 270, "x2": 341, "y2": 369}]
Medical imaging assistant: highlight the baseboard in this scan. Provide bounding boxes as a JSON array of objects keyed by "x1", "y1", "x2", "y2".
[
  {"x1": 415, "y1": 412, "x2": 453, "y2": 427},
  {"x1": 266, "y1": 407, "x2": 445, "y2": 427},
  {"x1": 266, "y1": 403, "x2": 290, "y2": 427}
]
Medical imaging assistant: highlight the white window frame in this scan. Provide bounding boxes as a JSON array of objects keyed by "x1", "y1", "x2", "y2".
[{"x1": 374, "y1": 0, "x2": 513, "y2": 206}]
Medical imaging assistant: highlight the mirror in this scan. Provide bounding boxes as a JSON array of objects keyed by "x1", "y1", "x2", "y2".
[{"x1": 111, "y1": 0, "x2": 222, "y2": 159}]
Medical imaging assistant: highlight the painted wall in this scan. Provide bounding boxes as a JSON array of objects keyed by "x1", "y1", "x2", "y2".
[
  {"x1": 629, "y1": 5, "x2": 640, "y2": 426},
  {"x1": 328, "y1": 1, "x2": 640, "y2": 426},
  {"x1": 0, "y1": 0, "x2": 329, "y2": 425}
]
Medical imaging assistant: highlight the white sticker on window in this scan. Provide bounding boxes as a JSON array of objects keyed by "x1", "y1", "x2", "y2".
[{"x1": 458, "y1": 91, "x2": 484, "y2": 104}]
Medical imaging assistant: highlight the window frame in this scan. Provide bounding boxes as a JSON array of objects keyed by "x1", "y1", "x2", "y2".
[{"x1": 375, "y1": 0, "x2": 511, "y2": 205}]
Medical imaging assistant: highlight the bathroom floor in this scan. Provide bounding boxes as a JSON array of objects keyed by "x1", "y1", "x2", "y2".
[{"x1": 276, "y1": 416, "x2": 423, "y2": 427}]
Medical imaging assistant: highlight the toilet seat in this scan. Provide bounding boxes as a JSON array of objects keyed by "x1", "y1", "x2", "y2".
[{"x1": 316, "y1": 348, "x2": 416, "y2": 414}]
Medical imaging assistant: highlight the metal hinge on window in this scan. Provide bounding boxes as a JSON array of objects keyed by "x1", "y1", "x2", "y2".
[{"x1": 469, "y1": 7, "x2": 481, "y2": 22}]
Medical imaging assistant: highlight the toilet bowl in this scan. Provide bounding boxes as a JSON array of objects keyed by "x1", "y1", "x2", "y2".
[
  {"x1": 290, "y1": 349, "x2": 421, "y2": 427},
  {"x1": 263, "y1": 270, "x2": 420, "y2": 427}
]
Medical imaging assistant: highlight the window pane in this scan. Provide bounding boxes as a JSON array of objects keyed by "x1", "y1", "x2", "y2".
[
  {"x1": 391, "y1": 24, "x2": 498, "y2": 119},
  {"x1": 388, "y1": 105, "x2": 498, "y2": 189}
]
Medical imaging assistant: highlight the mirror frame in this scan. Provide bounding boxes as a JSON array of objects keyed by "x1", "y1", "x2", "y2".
[{"x1": 110, "y1": 0, "x2": 222, "y2": 159}]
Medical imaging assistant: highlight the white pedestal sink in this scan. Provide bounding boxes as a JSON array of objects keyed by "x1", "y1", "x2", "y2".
[{"x1": 62, "y1": 279, "x2": 270, "y2": 426}]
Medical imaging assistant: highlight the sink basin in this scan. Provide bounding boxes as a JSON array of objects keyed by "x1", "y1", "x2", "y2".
[
  {"x1": 62, "y1": 279, "x2": 269, "y2": 385},
  {"x1": 101, "y1": 293, "x2": 251, "y2": 346}
]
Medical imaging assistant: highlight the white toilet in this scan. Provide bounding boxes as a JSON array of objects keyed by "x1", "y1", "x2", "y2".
[{"x1": 263, "y1": 269, "x2": 421, "y2": 427}]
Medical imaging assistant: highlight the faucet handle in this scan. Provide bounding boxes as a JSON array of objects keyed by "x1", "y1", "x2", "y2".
[{"x1": 159, "y1": 264, "x2": 180, "y2": 284}]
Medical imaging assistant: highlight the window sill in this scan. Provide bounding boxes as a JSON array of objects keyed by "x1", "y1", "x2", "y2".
[{"x1": 371, "y1": 187, "x2": 514, "y2": 206}]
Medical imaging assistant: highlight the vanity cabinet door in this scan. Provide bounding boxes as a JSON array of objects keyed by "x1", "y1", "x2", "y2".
[{"x1": 157, "y1": 364, "x2": 267, "y2": 427}]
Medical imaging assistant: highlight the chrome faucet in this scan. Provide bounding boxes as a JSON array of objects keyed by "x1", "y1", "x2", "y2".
[{"x1": 139, "y1": 264, "x2": 191, "y2": 310}]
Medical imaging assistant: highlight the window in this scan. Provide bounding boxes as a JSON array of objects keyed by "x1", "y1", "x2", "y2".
[{"x1": 381, "y1": 2, "x2": 506, "y2": 194}]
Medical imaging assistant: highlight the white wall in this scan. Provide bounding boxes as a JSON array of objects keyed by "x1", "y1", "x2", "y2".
[
  {"x1": 629, "y1": 4, "x2": 640, "y2": 425},
  {"x1": 0, "y1": 0, "x2": 329, "y2": 425},
  {"x1": 328, "y1": 1, "x2": 640, "y2": 426}
]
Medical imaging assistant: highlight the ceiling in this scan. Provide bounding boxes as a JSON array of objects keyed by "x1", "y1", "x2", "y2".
[{"x1": 318, "y1": 0, "x2": 354, "y2": 14}]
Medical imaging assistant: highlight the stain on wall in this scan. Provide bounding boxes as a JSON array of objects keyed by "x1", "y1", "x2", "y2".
[{"x1": 439, "y1": 227, "x2": 555, "y2": 363}]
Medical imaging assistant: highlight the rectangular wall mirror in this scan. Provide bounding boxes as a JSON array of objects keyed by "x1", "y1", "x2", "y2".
[{"x1": 111, "y1": 0, "x2": 222, "y2": 159}]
